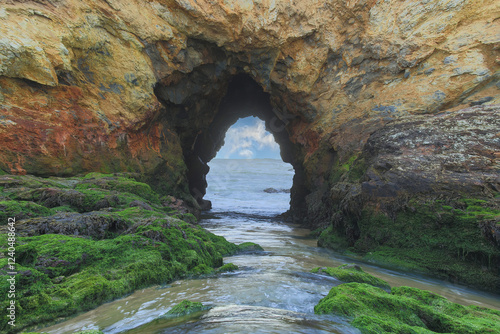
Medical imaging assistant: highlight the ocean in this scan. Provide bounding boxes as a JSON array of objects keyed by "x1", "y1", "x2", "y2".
[{"x1": 205, "y1": 159, "x2": 294, "y2": 216}]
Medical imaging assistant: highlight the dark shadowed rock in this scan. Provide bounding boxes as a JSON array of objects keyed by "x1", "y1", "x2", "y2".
[
  {"x1": 14, "y1": 211, "x2": 130, "y2": 239},
  {"x1": 264, "y1": 188, "x2": 291, "y2": 194}
]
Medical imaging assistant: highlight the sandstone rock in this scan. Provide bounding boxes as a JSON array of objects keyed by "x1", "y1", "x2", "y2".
[
  {"x1": 0, "y1": 1, "x2": 499, "y2": 287},
  {"x1": 360, "y1": 105, "x2": 500, "y2": 198},
  {"x1": 0, "y1": 0, "x2": 497, "y2": 202}
]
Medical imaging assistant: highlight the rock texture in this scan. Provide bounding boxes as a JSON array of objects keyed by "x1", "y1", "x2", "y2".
[
  {"x1": 326, "y1": 105, "x2": 500, "y2": 220},
  {"x1": 319, "y1": 105, "x2": 500, "y2": 290},
  {"x1": 361, "y1": 105, "x2": 500, "y2": 198},
  {"x1": 0, "y1": 0, "x2": 498, "y2": 197},
  {"x1": 0, "y1": 0, "x2": 499, "y2": 288},
  {"x1": 0, "y1": 172, "x2": 262, "y2": 332}
]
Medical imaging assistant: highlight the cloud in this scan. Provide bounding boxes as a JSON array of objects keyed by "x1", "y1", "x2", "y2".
[
  {"x1": 238, "y1": 149, "x2": 254, "y2": 159},
  {"x1": 222, "y1": 119, "x2": 278, "y2": 157}
]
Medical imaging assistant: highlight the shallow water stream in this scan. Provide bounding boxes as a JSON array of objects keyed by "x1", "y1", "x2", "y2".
[{"x1": 42, "y1": 160, "x2": 500, "y2": 333}]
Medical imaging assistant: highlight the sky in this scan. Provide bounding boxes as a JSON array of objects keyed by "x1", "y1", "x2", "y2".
[{"x1": 215, "y1": 117, "x2": 281, "y2": 159}]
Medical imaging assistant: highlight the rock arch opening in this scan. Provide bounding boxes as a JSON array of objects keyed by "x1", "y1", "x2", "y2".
[
  {"x1": 156, "y1": 73, "x2": 308, "y2": 219},
  {"x1": 204, "y1": 116, "x2": 294, "y2": 214}
]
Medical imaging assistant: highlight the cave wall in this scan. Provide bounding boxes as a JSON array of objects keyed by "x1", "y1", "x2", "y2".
[{"x1": 0, "y1": 0, "x2": 499, "y2": 216}]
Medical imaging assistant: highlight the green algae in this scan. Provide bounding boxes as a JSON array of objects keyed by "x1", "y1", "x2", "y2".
[
  {"x1": 316, "y1": 225, "x2": 349, "y2": 250},
  {"x1": 172, "y1": 212, "x2": 197, "y2": 223},
  {"x1": 164, "y1": 300, "x2": 209, "y2": 317},
  {"x1": 75, "y1": 173, "x2": 160, "y2": 203},
  {"x1": 318, "y1": 197, "x2": 500, "y2": 291},
  {"x1": 237, "y1": 242, "x2": 264, "y2": 252},
  {"x1": 0, "y1": 201, "x2": 52, "y2": 225},
  {"x1": 311, "y1": 264, "x2": 390, "y2": 291},
  {"x1": 216, "y1": 263, "x2": 239, "y2": 273},
  {"x1": 328, "y1": 153, "x2": 366, "y2": 184},
  {"x1": 0, "y1": 174, "x2": 72, "y2": 190},
  {"x1": 106, "y1": 207, "x2": 165, "y2": 224},
  {"x1": 82, "y1": 172, "x2": 114, "y2": 179},
  {"x1": 3, "y1": 173, "x2": 176, "y2": 216},
  {"x1": 0, "y1": 218, "x2": 238, "y2": 331},
  {"x1": 190, "y1": 263, "x2": 214, "y2": 276},
  {"x1": 315, "y1": 282, "x2": 500, "y2": 334},
  {"x1": 50, "y1": 205, "x2": 76, "y2": 213},
  {"x1": 0, "y1": 173, "x2": 250, "y2": 333}
]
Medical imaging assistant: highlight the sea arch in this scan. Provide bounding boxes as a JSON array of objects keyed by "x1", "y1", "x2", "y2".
[{"x1": 155, "y1": 73, "x2": 310, "y2": 220}]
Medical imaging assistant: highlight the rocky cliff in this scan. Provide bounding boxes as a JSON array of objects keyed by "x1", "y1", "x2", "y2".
[{"x1": 0, "y1": 0, "x2": 499, "y2": 289}]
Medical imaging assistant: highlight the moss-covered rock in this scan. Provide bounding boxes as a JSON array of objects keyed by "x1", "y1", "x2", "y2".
[
  {"x1": 0, "y1": 175, "x2": 72, "y2": 191},
  {"x1": 0, "y1": 218, "x2": 237, "y2": 331},
  {"x1": 0, "y1": 173, "x2": 247, "y2": 333},
  {"x1": 318, "y1": 198, "x2": 500, "y2": 291},
  {"x1": 314, "y1": 109, "x2": 500, "y2": 293},
  {"x1": 1, "y1": 173, "x2": 178, "y2": 216},
  {"x1": 13, "y1": 211, "x2": 131, "y2": 239},
  {"x1": 311, "y1": 264, "x2": 390, "y2": 291},
  {"x1": 76, "y1": 173, "x2": 159, "y2": 203},
  {"x1": 9, "y1": 187, "x2": 141, "y2": 213},
  {"x1": 315, "y1": 282, "x2": 500, "y2": 334},
  {"x1": 216, "y1": 263, "x2": 239, "y2": 273},
  {"x1": 163, "y1": 300, "x2": 209, "y2": 317},
  {"x1": 237, "y1": 242, "x2": 264, "y2": 253},
  {"x1": 0, "y1": 200, "x2": 53, "y2": 225}
]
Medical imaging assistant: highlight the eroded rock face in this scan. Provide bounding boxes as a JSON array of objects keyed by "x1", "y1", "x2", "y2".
[
  {"x1": 1, "y1": 0, "x2": 498, "y2": 198},
  {"x1": 326, "y1": 105, "x2": 500, "y2": 229},
  {"x1": 1, "y1": 0, "x2": 499, "y2": 286},
  {"x1": 362, "y1": 105, "x2": 500, "y2": 197},
  {"x1": 318, "y1": 105, "x2": 500, "y2": 290}
]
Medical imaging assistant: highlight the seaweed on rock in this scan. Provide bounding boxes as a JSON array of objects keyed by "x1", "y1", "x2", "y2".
[
  {"x1": 315, "y1": 282, "x2": 500, "y2": 334},
  {"x1": 0, "y1": 173, "x2": 257, "y2": 333},
  {"x1": 311, "y1": 264, "x2": 390, "y2": 291}
]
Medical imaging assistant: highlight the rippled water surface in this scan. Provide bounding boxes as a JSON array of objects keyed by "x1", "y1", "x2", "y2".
[{"x1": 43, "y1": 159, "x2": 500, "y2": 334}]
